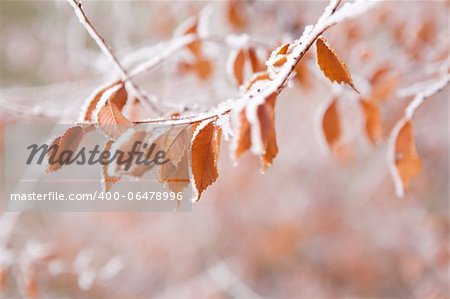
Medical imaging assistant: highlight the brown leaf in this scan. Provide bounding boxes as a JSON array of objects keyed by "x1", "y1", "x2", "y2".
[
  {"x1": 294, "y1": 62, "x2": 311, "y2": 88},
  {"x1": 273, "y1": 56, "x2": 287, "y2": 67},
  {"x1": 232, "y1": 108, "x2": 252, "y2": 160},
  {"x1": 46, "y1": 126, "x2": 84, "y2": 173},
  {"x1": 102, "y1": 140, "x2": 120, "y2": 192},
  {"x1": 191, "y1": 120, "x2": 222, "y2": 201},
  {"x1": 79, "y1": 81, "x2": 119, "y2": 122},
  {"x1": 179, "y1": 59, "x2": 213, "y2": 80},
  {"x1": 230, "y1": 49, "x2": 246, "y2": 86},
  {"x1": 163, "y1": 149, "x2": 190, "y2": 194},
  {"x1": 255, "y1": 93, "x2": 278, "y2": 171},
  {"x1": 113, "y1": 129, "x2": 147, "y2": 176},
  {"x1": 360, "y1": 99, "x2": 382, "y2": 144},
  {"x1": 158, "y1": 125, "x2": 190, "y2": 181},
  {"x1": 392, "y1": 120, "x2": 422, "y2": 196},
  {"x1": 244, "y1": 72, "x2": 271, "y2": 91},
  {"x1": 276, "y1": 43, "x2": 290, "y2": 55},
  {"x1": 94, "y1": 84, "x2": 133, "y2": 139},
  {"x1": 371, "y1": 75, "x2": 399, "y2": 102},
  {"x1": 179, "y1": 17, "x2": 202, "y2": 59},
  {"x1": 316, "y1": 37, "x2": 358, "y2": 93},
  {"x1": 247, "y1": 47, "x2": 264, "y2": 73},
  {"x1": 321, "y1": 98, "x2": 341, "y2": 150},
  {"x1": 369, "y1": 65, "x2": 392, "y2": 85},
  {"x1": 227, "y1": 0, "x2": 246, "y2": 30}
]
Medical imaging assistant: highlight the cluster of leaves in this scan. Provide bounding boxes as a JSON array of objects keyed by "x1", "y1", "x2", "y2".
[{"x1": 44, "y1": 0, "x2": 447, "y2": 202}]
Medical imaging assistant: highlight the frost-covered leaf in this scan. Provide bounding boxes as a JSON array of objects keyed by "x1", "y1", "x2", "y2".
[
  {"x1": 79, "y1": 81, "x2": 119, "y2": 122},
  {"x1": 101, "y1": 140, "x2": 120, "y2": 192},
  {"x1": 320, "y1": 98, "x2": 341, "y2": 151},
  {"x1": 94, "y1": 84, "x2": 133, "y2": 139},
  {"x1": 247, "y1": 93, "x2": 278, "y2": 171},
  {"x1": 390, "y1": 120, "x2": 422, "y2": 197},
  {"x1": 158, "y1": 125, "x2": 190, "y2": 183},
  {"x1": 228, "y1": 48, "x2": 246, "y2": 86},
  {"x1": 46, "y1": 126, "x2": 84, "y2": 173},
  {"x1": 360, "y1": 99, "x2": 382, "y2": 144},
  {"x1": 231, "y1": 107, "x2": 252, "y2": 161},
  {"x1": 191, "y1": 119, "x2": 221, "y2": 201},
  {"x1": 316, "y1": 37, "x2": 358, "y2": 93}
]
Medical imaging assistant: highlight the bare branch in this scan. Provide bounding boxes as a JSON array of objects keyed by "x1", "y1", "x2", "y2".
[{"x1": 66, "y1": 0, "x2": 162, "y2": 115}]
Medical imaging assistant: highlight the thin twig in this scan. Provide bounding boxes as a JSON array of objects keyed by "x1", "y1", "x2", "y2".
[
  {"x1": 127, "y1": 34, "x2": 272, "y2": 80},
  {"x1": 135, "y1": 0, "x2": 377, "y2": 126},
  {"x1": 388, "y1": 74, "x2": 449, "y2": 197},
  {"x1": 66, "y1": 0, "x2": 162, "y2": 115}
]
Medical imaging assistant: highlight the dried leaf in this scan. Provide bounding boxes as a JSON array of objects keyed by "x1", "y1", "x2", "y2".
[
  {"x1": 79, "y1": 81, "x2": 119, "y2": 122},
  {"x1": 360, "y1": 99, "x2": 382, "y2": 144},
  {"x1": 294, "y1": 62, "x2": 311, "y2": 88},
  {"x1": 227, "y1": 0, "x2": 246, "y2": 30},
  {"x1": 94, "y1": 84, "x2": 133, "y2": 139},
  {"x1": 316, "y1": 37, "x2": 358, "y2": 93},
  {"x1": 391, "y1": 120, "x2": 422, "y2": 197},
  {"x1": 371, "y1": 75, "x2": 399, "y2": 102},
  {"x1": 180, "y1": 59, "x2": 213, "y2": 80},
  {"x1": 247, "y1": 47, "x2": 264, "y2": 73},
  {"x1": 232, "y1": 107, "x2": 252, "y2": 160},
  {"x1": 163, "y1": 149, "x2": 190, "y2": 194},
  {"x1": 229, "y1": 48, "x2": 246, "y2": 86},
  {"x1": 273, "y1": 56, "x2": 287, "y2": 67},
  {"x1": 178, "y1": 17, "x2": 202, "y2": 59},
  {"x1": 246, "y1": 93, "x2": 278, "y2": 170},
  {"x1": 276, "y1": 43, "x2": 290, "y2": 55},
  {"x1": 102, "y1": 140, "x2": 120, "y2": 192},
  {"x1": 158, "y1": 125, "x2": 190, "y2": 181},
  {"x1": 255, "y1": 93, "x2": 278, "y2": 171},
  {"x1": 244, "y1": 72, "x2": 271, "y2": 91},
  {"x1": 112, "y1": 128, "x2": 147, "y2": 176},
  {"x1": 369, "y1": 65, "x2": 392, "y2": 85},
  {"x1": 321, "y1": 98, "x2": 341, "y2": 150},
  {"x1": 46, "y1": 126, "x2": 84, "y2": 173},
  {"x1": 191, "y1": 120, "x2": 222, "y2": 201}
]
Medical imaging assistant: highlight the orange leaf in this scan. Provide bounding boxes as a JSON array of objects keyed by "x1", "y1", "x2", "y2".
[
  {"x1": 247, "y1": 93, "x2": 278, "y2": 171},
  {"x1": 163, "y1": 150, "x2": 190, "y2": 194},
  {"x1": 321, "y1": 98, "x2": 341, "y2": 151},
  {"x1": 191, "y1": 120, "x2": 221, "y2": 201},
  {"x1": 178, "y1": 17, "x2": 202, "y2": 59},
  {"x1": 94, "y1": 84, "x2": 133, "y2": 139},
  {"x1": 391, "y1": 120, "x2": 422, "y2": 196},
  {"x1": 371, "y1": 75, "x2": 399, "y2": 102},
  {"x1": 158, "y1": 125, "x2": 191, "y2": 185},
  {"x1": 276, "y1": 43, "x2": 290, "y2": 55},
  {"x1": 229, "y1": 49, "x2": 246, "y2": 86},
  {"x1": 316, "y1": 37, "x2": 358, "y2": 93},
  {"x1": 227, "y1": 0, "x2": 246, "y2": 30},
  {"x1": 46, "y1": 126, "x2": 84, "y2": 173},
  {"x1": 232, "y1": 108, "x2": 252, "y2": 160},
  {"x1": 244, "y1": 71, "x2": 271, "y2": 92},
  {"x1": 273, "y1": 56, "x2": 287, "y2": 67},
  {"x1": 294, "y1": 62, "x2": 311, "y2": 88},
  {"x1": 360, "y1": 99, "x2": 382, "y2": 144},
  {"x1": 247, "y1": 47, "x2": 264, "y2": 73},
  {"x1": 101, "y1": 140, "x2": 120, "y2": 192},
  {"x1": 79, "y1": 81, "x2": 119, "y2": 122}
]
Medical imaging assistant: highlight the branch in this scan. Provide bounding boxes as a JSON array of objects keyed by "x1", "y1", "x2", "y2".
[
  {"x1": 404, "y1": 75, "x2": 450, "y2": 118},
  {"x1": 66, "y1": 0, "x2": 162, "y2": 115},
  {"x1": 135, "y1": 0, "x2": 377, "y2": 126},
  {"x1": 127, "y1": 34, "x2": 272, "y2": 80},
  {"x1": 388, "y1": 74, "x2": 449, "y2": 197}
]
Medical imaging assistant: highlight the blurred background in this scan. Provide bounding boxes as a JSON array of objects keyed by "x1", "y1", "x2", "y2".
[{"x1": 0, "y1": 1, "x2": 448, "y2": 298}]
